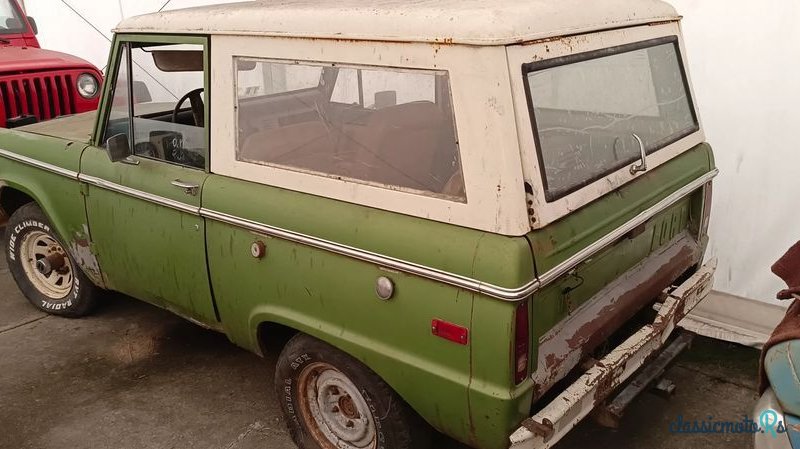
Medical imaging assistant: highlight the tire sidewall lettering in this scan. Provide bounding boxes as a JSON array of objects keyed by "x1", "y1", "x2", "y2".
[
  {"x1": 9, "y1": 219, "x2": 76, "y2": 309},
  {"x1": 282, "y1": 350, "x2": 388, "y2": 449}
]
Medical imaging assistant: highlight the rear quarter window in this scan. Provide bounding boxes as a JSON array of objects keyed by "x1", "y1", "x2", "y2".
[{"x1": 234, "y1": 59, "x2": 466, "y2": 202}]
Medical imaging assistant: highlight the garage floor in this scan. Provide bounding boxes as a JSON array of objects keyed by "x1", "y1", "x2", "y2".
[{"x1": 0, "y1": 234, "x2": 761, "y2": 449}]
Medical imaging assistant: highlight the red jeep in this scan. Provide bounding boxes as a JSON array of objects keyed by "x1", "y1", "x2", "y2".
[{"x1": 0, "y1": 0, "x2": 102, "y2": 128}]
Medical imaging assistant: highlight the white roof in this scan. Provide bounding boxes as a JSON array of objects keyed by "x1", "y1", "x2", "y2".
[{"x1": 116, "y1": 0, "x2": 680, "y2": 46}]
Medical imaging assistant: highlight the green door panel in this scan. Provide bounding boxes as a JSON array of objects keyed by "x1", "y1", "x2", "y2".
[
  {"x1": 80, "y1": 146, "x2": 217, "y2": 326},
  {"x1": 0, "y1": 130, "x2": 103, "y2": 285},
  {"x1": 201, "y1": 173, "x2": 534, "y2": 446}
]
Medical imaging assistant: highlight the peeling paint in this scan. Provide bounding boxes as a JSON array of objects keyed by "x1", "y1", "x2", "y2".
[
  {"x1": 531, "y1": 233, "x2": 700, "y2": 401},
  {"x1": 69, "y1": 224, "x2": 104, "y2": 287}
]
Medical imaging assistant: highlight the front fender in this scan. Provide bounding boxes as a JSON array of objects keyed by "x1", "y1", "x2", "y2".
[{"x1": 0, "y1": 130, "x2": 103, "y2": 286}]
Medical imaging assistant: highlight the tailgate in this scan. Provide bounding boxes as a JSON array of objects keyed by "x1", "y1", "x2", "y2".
[{"x1": 526, "y1": 143, "x2": 715, "y2": 401}]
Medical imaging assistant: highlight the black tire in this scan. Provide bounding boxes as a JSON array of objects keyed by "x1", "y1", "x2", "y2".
[
  {"x1": 5, "y1": 203, "x2": 99, "y2": 317},
  {"x1": 275, "y1": 334, "x2": 431, "y2": 449}
]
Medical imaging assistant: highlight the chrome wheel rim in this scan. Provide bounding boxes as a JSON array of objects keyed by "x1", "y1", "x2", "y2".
[
  {"x1": 19, "y1": 230, "x2": 73, "y2": 299},
  {"x1": 298, "y1": 362, "x2": 377, "y2": 449}
]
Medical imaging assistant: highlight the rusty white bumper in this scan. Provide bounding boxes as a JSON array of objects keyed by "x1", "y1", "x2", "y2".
[{"x1": 509, "y1": 258, "x2": 717, "y2": 449}]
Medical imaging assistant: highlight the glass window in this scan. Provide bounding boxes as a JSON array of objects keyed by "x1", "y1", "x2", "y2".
[
  {"x1": 102, "y1": 44, "x2": 131, "y2": 144},
  {"x1": 0, "y1": 0, "x2": 25, "y2": 34},
  {"x1": 235, "y1": 59, "x2": 465, "y2": 201},
  {"x1": 102, "y1": 41, "x2": 207, "y2": 170},
  {"x1": 524, "y1": 38, "x2": 699, "y2": 201}
]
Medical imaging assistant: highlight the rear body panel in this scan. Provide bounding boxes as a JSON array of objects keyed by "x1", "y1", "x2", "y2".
[
  {"x1": 526, "y1": 144, "x2": 712, "y2": 402},
  {"x1": 462, "y1": 144, "x2": 715, "y2": 449},
  {"x1": 201, "y1": 172, "x2": 535, "y2": 444}
]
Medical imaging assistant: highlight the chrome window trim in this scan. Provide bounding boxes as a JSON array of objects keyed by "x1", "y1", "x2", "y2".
[{"x1": 0, "y1": 148, "x2": 717, "y2": 302}]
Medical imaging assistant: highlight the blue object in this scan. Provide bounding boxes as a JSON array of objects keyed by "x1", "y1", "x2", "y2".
[{"x1": 766, "y1": 341, "x2": 800, "y2": 417}]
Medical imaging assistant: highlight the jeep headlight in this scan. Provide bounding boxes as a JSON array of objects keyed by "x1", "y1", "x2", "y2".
[{"x1": 76, "y1": 73, "x2": 99, "y2": 99}]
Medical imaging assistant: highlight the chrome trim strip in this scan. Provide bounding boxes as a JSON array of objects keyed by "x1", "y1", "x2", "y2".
[
  {"x1": 0, "y1": 145, "x2": 718, "y2": 301},
  {"x1": 201, "y1": 169, "x2": 717, "y2": 301},
  {"x1": 200, "y1": 208, "x2": 538, "y2": 301},
  {"x1": 537, "y1": 168, "x2": 719, "y2": 288},
  {"x1": 78, "y1": 174, "x2": 200, "y2": 215},
  {"x1": 0, "y1": 148, "x2": 79, "y2": 179}
]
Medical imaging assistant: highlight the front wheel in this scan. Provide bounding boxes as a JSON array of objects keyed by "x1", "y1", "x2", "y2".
[
  {"x1": 275, "y1": 334, "x2": 431, "y2": 449},
  {"x1": 5, "y1": 203, "x2": 99, "y2": 317}
]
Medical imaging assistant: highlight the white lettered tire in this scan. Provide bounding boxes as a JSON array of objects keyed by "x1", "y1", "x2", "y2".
[{"x1": 5, "y1": 203, "x2": 99, "y2": 317}]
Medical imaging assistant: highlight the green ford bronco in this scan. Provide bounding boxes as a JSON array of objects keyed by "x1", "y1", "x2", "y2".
[{"x1": 0, "y1": 1, "x2": 717, "y2": 448}]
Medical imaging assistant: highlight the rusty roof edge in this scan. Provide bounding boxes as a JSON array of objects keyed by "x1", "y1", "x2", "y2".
[{"x1": 112, "y1": 16, "x2": 682, "y2": 47}]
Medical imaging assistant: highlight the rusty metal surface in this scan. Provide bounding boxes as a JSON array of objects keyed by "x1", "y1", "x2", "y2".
[
  {"x1": 531, "y1": 232, "x2": 701, "y2": 402},
  {"x1": 113, "y1": 0, "x2": 681, "y2": 46},
  {"x1": 510, "y1": 258, "x2": 716, "y2": 449},
  {"x1": 593, "y1": 331, "x2": 694, "y2": 428}
]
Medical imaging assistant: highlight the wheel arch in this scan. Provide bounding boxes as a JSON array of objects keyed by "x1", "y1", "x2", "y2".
[
  {"x1": 0, "y1": 178, "x2": 105, "y2": 288},
  {"x1": 248, "y1": 308, "x2": 472, "y2": 442},
  {"x1": 0, "y1": 184, "x2": 36, "y2": 220}
]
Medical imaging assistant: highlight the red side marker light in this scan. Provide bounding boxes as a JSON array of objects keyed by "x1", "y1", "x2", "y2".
[{"x1": 431, "y1": 319, "x2": 469, "y2": 345}]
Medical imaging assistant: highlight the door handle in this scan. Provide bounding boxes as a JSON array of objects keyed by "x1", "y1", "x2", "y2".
[
  {"x1": 629, "y1": 133, "x2": 648, "y2": 175},
  {"x1": 171, "y1": 179, "x2": 200, "y2": 196}
]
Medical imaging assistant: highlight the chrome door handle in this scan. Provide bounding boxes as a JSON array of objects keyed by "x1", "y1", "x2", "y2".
[
  {"x1": 171, "y1": 179, "x2": 199, "y2": 196},
  {"x1": 629, "y1": 133, "x2": 648, "y2": 175}
]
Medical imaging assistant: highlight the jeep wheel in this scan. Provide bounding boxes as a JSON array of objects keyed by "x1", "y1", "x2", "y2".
[
  {"x1": 5, "y1": 203, "x2": 99, "y2": 317},
  {"x1": 275, "y1": 334, "x2": 431, "y2": 449}
]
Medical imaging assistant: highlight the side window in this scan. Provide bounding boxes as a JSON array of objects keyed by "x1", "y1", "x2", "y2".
[
  {"x1": 102, "y1": 43, "x2": 132, "y2": 145},
  {"x1": 102, "y1": 40, "x2": 207, "y2": 170},
  {"x1": 235, "y1": 59, "x2": 465, "y2": 201}
]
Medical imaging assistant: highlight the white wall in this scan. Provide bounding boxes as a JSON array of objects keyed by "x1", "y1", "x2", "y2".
[
  {"x1": 669, "y1": 0, "x2": 799, "y2": 304},
  {"x1": 24, "y1": 0, "x2": 797, "y2": 305}
]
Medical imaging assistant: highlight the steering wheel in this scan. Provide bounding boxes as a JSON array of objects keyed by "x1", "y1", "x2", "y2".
[{"x1": 172, "y1": 87, "x2": 205, "y2": 127}]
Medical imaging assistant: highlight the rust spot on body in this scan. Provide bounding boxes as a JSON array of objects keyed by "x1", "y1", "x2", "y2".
[{"x1": 530, "y1": 235, "x2": 699, "y2": 402}]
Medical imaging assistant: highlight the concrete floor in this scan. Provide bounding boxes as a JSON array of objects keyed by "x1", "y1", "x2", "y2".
[{"x1": 0, "y1": 233, "x2": 761, "y2": 449}]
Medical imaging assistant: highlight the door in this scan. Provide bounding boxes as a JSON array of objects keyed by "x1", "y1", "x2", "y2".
[{"x1": 80, "y1": 35, "x2": 218, "y2": 326}]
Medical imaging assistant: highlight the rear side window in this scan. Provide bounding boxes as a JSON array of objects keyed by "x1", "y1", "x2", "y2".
[
  {"x1": 523, "y1": 37, "x2": 699, "y2": 201},
  {"x1": 235, "y1": 59, "x2": 465, "y2": 202}
]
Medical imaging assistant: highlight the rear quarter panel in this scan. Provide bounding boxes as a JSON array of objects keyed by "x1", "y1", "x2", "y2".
[{"x1": 202, "y1": 173, "x2": 535, "y2": 448}]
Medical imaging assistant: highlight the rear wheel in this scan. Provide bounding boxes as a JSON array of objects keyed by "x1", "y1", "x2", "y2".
[
  {"x1": 275, "y1": 334, "x2": 431, "y2": 449},
  {"x1": 5, "y1": 203, "x2": 99, "y2": 317}
]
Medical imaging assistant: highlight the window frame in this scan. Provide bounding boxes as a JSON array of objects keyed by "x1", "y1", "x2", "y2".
[
  {"x1": 505, "y1": 22, "x2": 705, "y2": 229},
  {"x1": 93, "y1": 34, "x2": 211, "y2": 172},
  {"x1": 0, "y1": 0, "x2": 26, "y2": 35},
  {"x1": 521, "y1": 35, "x2": 700, "y2": 202},
  {"x1": 209, "y1": 35, "x2": 531, "y2": 236},
  {"x1": 232, "y1": 57, "x2": 464, "y2": 202}
]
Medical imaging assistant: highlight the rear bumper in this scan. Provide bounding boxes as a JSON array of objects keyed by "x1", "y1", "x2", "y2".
[{"x1": 509, "y1": 258, "x2": 717, "y2": 449}]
